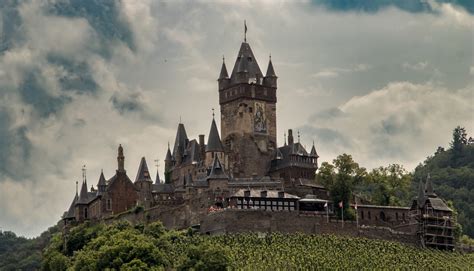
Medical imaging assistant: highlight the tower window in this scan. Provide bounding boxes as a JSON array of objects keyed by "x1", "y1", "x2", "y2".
[{"x1": 107, "y1": 199, "x2": 112, "y2": 210}]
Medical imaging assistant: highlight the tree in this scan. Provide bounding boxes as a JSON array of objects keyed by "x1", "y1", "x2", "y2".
[
  {"x1": 318, "y1": 154, "x2": 366, "y2": 219},
  {"x1": 366, "y1": 164, "x2": 412, "y2": 206},
  {"x1": 450, "y1": 126, "x2": 467, "y2": 158}
]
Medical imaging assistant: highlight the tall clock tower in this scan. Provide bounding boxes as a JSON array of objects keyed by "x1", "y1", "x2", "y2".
[{"x1": 217, "y1": 39, "x2": 278, "y2": 178}]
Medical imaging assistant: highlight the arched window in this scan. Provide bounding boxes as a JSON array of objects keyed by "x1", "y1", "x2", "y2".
[{"x1": 84, "y1": 207, "x2": 88, "y2": 219}]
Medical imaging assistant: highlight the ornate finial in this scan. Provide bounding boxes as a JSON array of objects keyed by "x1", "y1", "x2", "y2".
[
  {"x1": 284, "y1": 132, "x2": 287, "y2": 145},
  {"x1": 168, "y1": 141, "x2": 170, "y2": 149},
  {"x1": 155, "y1": 159, "x2": 160, "y2": 170},
  {"x1": 269, "y1": 53, "x2": 271, "y2": 60},
  {"x1": 101, "y1": 168, "x2": 103, "y2": 173},
  {"x1": 297, "y1": 130, "x2": 301, "y2": 143},
  {"x1": 76, "y1": 180, "x2": 78, "y2": 195},
  {"x1": 244, "y1": 20, "x2": 247, "y2": 42},
  {"x1": 223, "y1": 55, "x2": 225, "y2": 63},
  {"x1": 212, "y1": 108, "x2": 215, "y2": 119}
]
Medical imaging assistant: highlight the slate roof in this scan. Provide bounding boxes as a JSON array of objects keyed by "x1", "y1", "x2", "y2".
[
  {"x1": 310, "y1": 144, "x2": 318, "y2": 158},
  {"x1": 206, "y1": 118, "x2": 224, "y2": 152},
  {"x1": 172, "y1": 123, "x2": 188, "y2": 159},
  {"x1": 182, "y1": 139, "x2": 201, "y2": 165},
  {"x1": 97, "y1": 171, "x2": 106, "y2": 187},
  {"x1": 426, "y1": 197, "x2": 452, "y2": 212},
  {"x1": 77, "y1": 180, "x2": 89, "y2": 204},
  {"x1": 152, "y1": 183, "x2": 175, "y2": 193},
  {"x1": 231, "y1": 189, "x2": 299, "y2": 199},
  {"x1": 266, "y1": 58, "x2": 276, "y2": 77},
  {"x1": 218, "y1": 59, "x2": 229, "y2": 80},
  {"x1": 207, "y1": 156, "x2": 228, "y2": 180},
  {"x1": 135, "y1": 157, "x2": 152, "y2": 182},
  {"x1": 230, "y1": 42, "x2": 263, "y2": 83},
  {"x1": 64, "y1": 193, "x2": 78, "y2": 218}
]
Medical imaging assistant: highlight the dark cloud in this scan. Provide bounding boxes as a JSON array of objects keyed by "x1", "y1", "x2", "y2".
[
  {"x1": 47, "y1": 54, "x2": 98, "y2": 94},
  {"x1": 311, "y1": 0, "x2": 473, "y2": 14},
  {"x1": 0, "y1": 112, "x2": 31, "y2": 179},
  {"x1": 309, "y1": 107, "x2": 345, "y2": 122},
  {"x1": 110, "y1": 91, "x2": 145, "y2": 115},
  {"x1": 0, "y1": 1, "x2": 23, "y2": 53},
  {"x1": 19, "y1": 70, "x2": 71, "y2": 118}
]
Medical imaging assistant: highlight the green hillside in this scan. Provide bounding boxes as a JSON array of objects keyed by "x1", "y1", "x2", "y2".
[
  {"x1": 414, "y1": 126, "x2": 474, "y2": 237},
  {"x1": 38, "y1": 221, "x2": 473, "y2": 270}
]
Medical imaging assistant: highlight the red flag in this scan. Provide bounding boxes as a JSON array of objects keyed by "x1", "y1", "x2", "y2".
[{"x1": 339, "y1": 201, "x2": 343, "y2": 208}]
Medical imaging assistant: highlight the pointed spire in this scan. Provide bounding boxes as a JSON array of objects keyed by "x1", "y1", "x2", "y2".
[
  {"x1": 154, "y1": 159, "x2": 161, "y2": 184},
  {"x1": 97, "y1": 170, "x2": 106, "y2": 195},
  {"x1": 206, "y1": 116, "x2": 224, "y2": 152},
  {"x1": 207, "y1": 155, "x2": 228, "y2": 180},
  {"x1": 266, "y1": 54, "x2": 277, "y2": 77},
  {"x1": 284, "y1": 132, "x2": 287, "y2": 146},
  {"x1": 172, "y1": 123, "x2": 188, "y2": 160},
  {"x1": 230, "y1": 43, "x2": 263, "y2": 82},
  {"x1": 165, "y1": 143, "x2": 172, "y2": 161},
  {"x1": 417, "y1": 180, "x2": 426, "y2": 208},
  {"x1": 310, "y1": 141, "x2": 319, "y2": 158},
  {"x1": 78, "y1": 166, "x2": 89, "y2": 204},
  {"x1": 425, "y1": 173, "x2": 436, "y2": 197},
  {"x1": 135, "y1": 157, "x2": 152, "y2": 183},
  {"x1": 218, "y1": 56, "x2": 229, "y2": 80}
]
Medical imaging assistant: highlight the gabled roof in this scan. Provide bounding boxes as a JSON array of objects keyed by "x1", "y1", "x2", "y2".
[
  {"x1": 172, "y1": 123, "x2": 188, "y2": 159},
  {"x1": 135, "y1": 157, "x2": 152, "y2": 183},
  {"x1": 266, "y1": 58, "x2": 277, "y2": 77},
  {"x1": 207, "y1": 156, "x2": 228, "y2": 180},
  {"x1": 206, "y1": 118, "x2": 224, "y2": 152},
  {"x1": 230, "y1": 42, "x2": 263, "y2": 83}
]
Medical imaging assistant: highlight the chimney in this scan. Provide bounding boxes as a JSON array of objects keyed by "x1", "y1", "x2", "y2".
[
  {"x1": 278, "y1": 191, "x2": 285, "y2": 198},
  {"x1": 260, "y1": 190, "x2": 267, "y2": 198},
  {"x1": 199, "y1": 134, "x2": 206, "y2": 159},
  {"x1": 288, "y1": 129, "x2": 294, "y2": 145}
]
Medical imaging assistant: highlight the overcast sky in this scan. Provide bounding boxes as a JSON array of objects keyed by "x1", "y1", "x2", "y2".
[{"x1": 0, "y1": 0, "x2": 472, "y2": 237}]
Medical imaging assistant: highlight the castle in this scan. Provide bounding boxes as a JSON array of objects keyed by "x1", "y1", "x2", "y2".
[{"x1": 62, "y1": 33, "x2": 455, "y2": 250}]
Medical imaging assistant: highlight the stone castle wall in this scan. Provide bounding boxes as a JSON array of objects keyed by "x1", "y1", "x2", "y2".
[{"x1": 200, "y1": 209, "x2": 419, "y2": 246}]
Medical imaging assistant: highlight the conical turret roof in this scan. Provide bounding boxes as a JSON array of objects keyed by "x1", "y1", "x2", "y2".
[
  {"x1": 135, "y1": 157, "x2": 152, "y2": 182},
  {"x1": 218, "y1": 59, "x2": 229, "y2": 80},
  {"x1": 425, "y1": 174, "x2": 436, "y2": 197},
  {"x1": 310, "y1": 142, "x2": 319, "y2": 158},
  {"x1": 155, "y1": 170, "x2": 161, "y2": 185},
  {"x1": 165, "y1": 144, "x2": 172, "y2": 161},
  {"x1": 417, "y1": 180, "x2": 426, "y2": 208},
  {"x1": 266, "y1": 57, "x2": 277, "y2": 77},
  {"x1": 97, "y1": 171, "x2": 106, "y2": 187},
  {"x1": 172, "y1": 123, "x2": 188, "y2": 159},
  {"x1": 207, "y1": 156, "x2": 228, "y2": 180},
  {"x1": 77, "y1": 179, "x2": 89, "y2": 204},
  {"x1": 206, "y1": 118, "x2": 224, "y2": 152},
  {"x1": 64, "y1": 193, "x2": 78, "y2": 219}
]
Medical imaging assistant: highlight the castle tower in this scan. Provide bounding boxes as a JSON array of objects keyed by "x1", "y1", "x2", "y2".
[
  {"x1": 118, "y1": 144, "x2": 125, "y2": 172},
  {"x1": 218, "y1": 31, "x2": 277, "y2": 178},
  {"x1": 135, "y1": 157, "x2": 153, "y2": 208},
  {"x1": 205, "y1": 113, "x2": 225, "y2": 168},
  {"x1": 164, "y1": 143, "x2": 172, "y2": 184}
]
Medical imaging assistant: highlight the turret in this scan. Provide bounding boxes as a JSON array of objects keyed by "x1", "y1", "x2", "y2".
[
  {"x1": 425, "y1": 174, "x2": 436, "y2": 197},
  {"x1": 172, "y1": 123, "x2": 188, "y2": 166},
  {"x1": 417, "y1": 180, "x2": 426, "y2": 208},
  {"x1": 117, "y1": 144, "x2": 125, "y2": 172},
  {"x1": 218, "y1": 57, "x2": 230, "y2": 90},
  {"x1": 288, "y1": 129, "x2": 294, "y2": 145},
  {"x1": 97, "y1": 170, "x2": 106, "y2": 194},
  {"x1": 205, "y1": 114, "x2": 224, "y2": 167},
  {"x1": 263, "y1": 55, "x2": 277, "y2": 88}
]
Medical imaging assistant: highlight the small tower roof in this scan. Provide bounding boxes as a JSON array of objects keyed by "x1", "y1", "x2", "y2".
[
  {"x1": 425, "y1": 174, "x2": 436, "y2": 197},
  {"x1": 310, "y1": 141, "x2": 319, "y2": 158},
  {"x1": 172, "y1": 123, "x2": 188, "y2": 158},
  {"x1": 417, "y1": 180, "x2": 426, "y2": 208},
  {"x1": 77, "y1": 180, "x2": 89, "y2": 204},
  {"x1": 135, "y1": 157, "x2": 152, "y2": 183},
  {"x1": 218, "y1": 57, "x2": 229, "y2": 80},
  {"x1": 206, "y1": 117, "x2": 224, "y2": 152},
  {"x1": 266, "y1": 56, "x2": 277, "y2": 77},
  {"x1": 64, "y1": 193, "x2": 78, "y2": 219},
  {"x1": 97, "y1": 171, "x2": 106, "y2": 187},
  {"x1": 207, "y1": 156, "x2": 228, "y2": 180},
  {"x1": 155, "y1": 170, "x2": 161, "y2": 185},
  {"x1": 165, "y1": 143, "x2": 172, "y2": 161}
]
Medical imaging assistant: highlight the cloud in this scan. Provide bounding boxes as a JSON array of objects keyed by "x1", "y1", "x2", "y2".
[
  {"x1": 0, "y1": 0, "x2": 472, "y2": 238},
  {"x1": 305, "y1": 82, "x2": 473, "y2": 170}
]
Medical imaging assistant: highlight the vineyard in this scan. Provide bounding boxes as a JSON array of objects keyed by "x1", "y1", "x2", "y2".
[
  {"x1": 171, "y1": 233, "x2": 474, "y2": 270},
  {"x1": 41, "y1": 222, "x2": 474, "y2": 270}
]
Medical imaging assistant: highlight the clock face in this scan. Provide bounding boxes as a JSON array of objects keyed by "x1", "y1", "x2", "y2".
[{"x1": 254, "y1": 102, "x2": 267, "y2": 134}]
